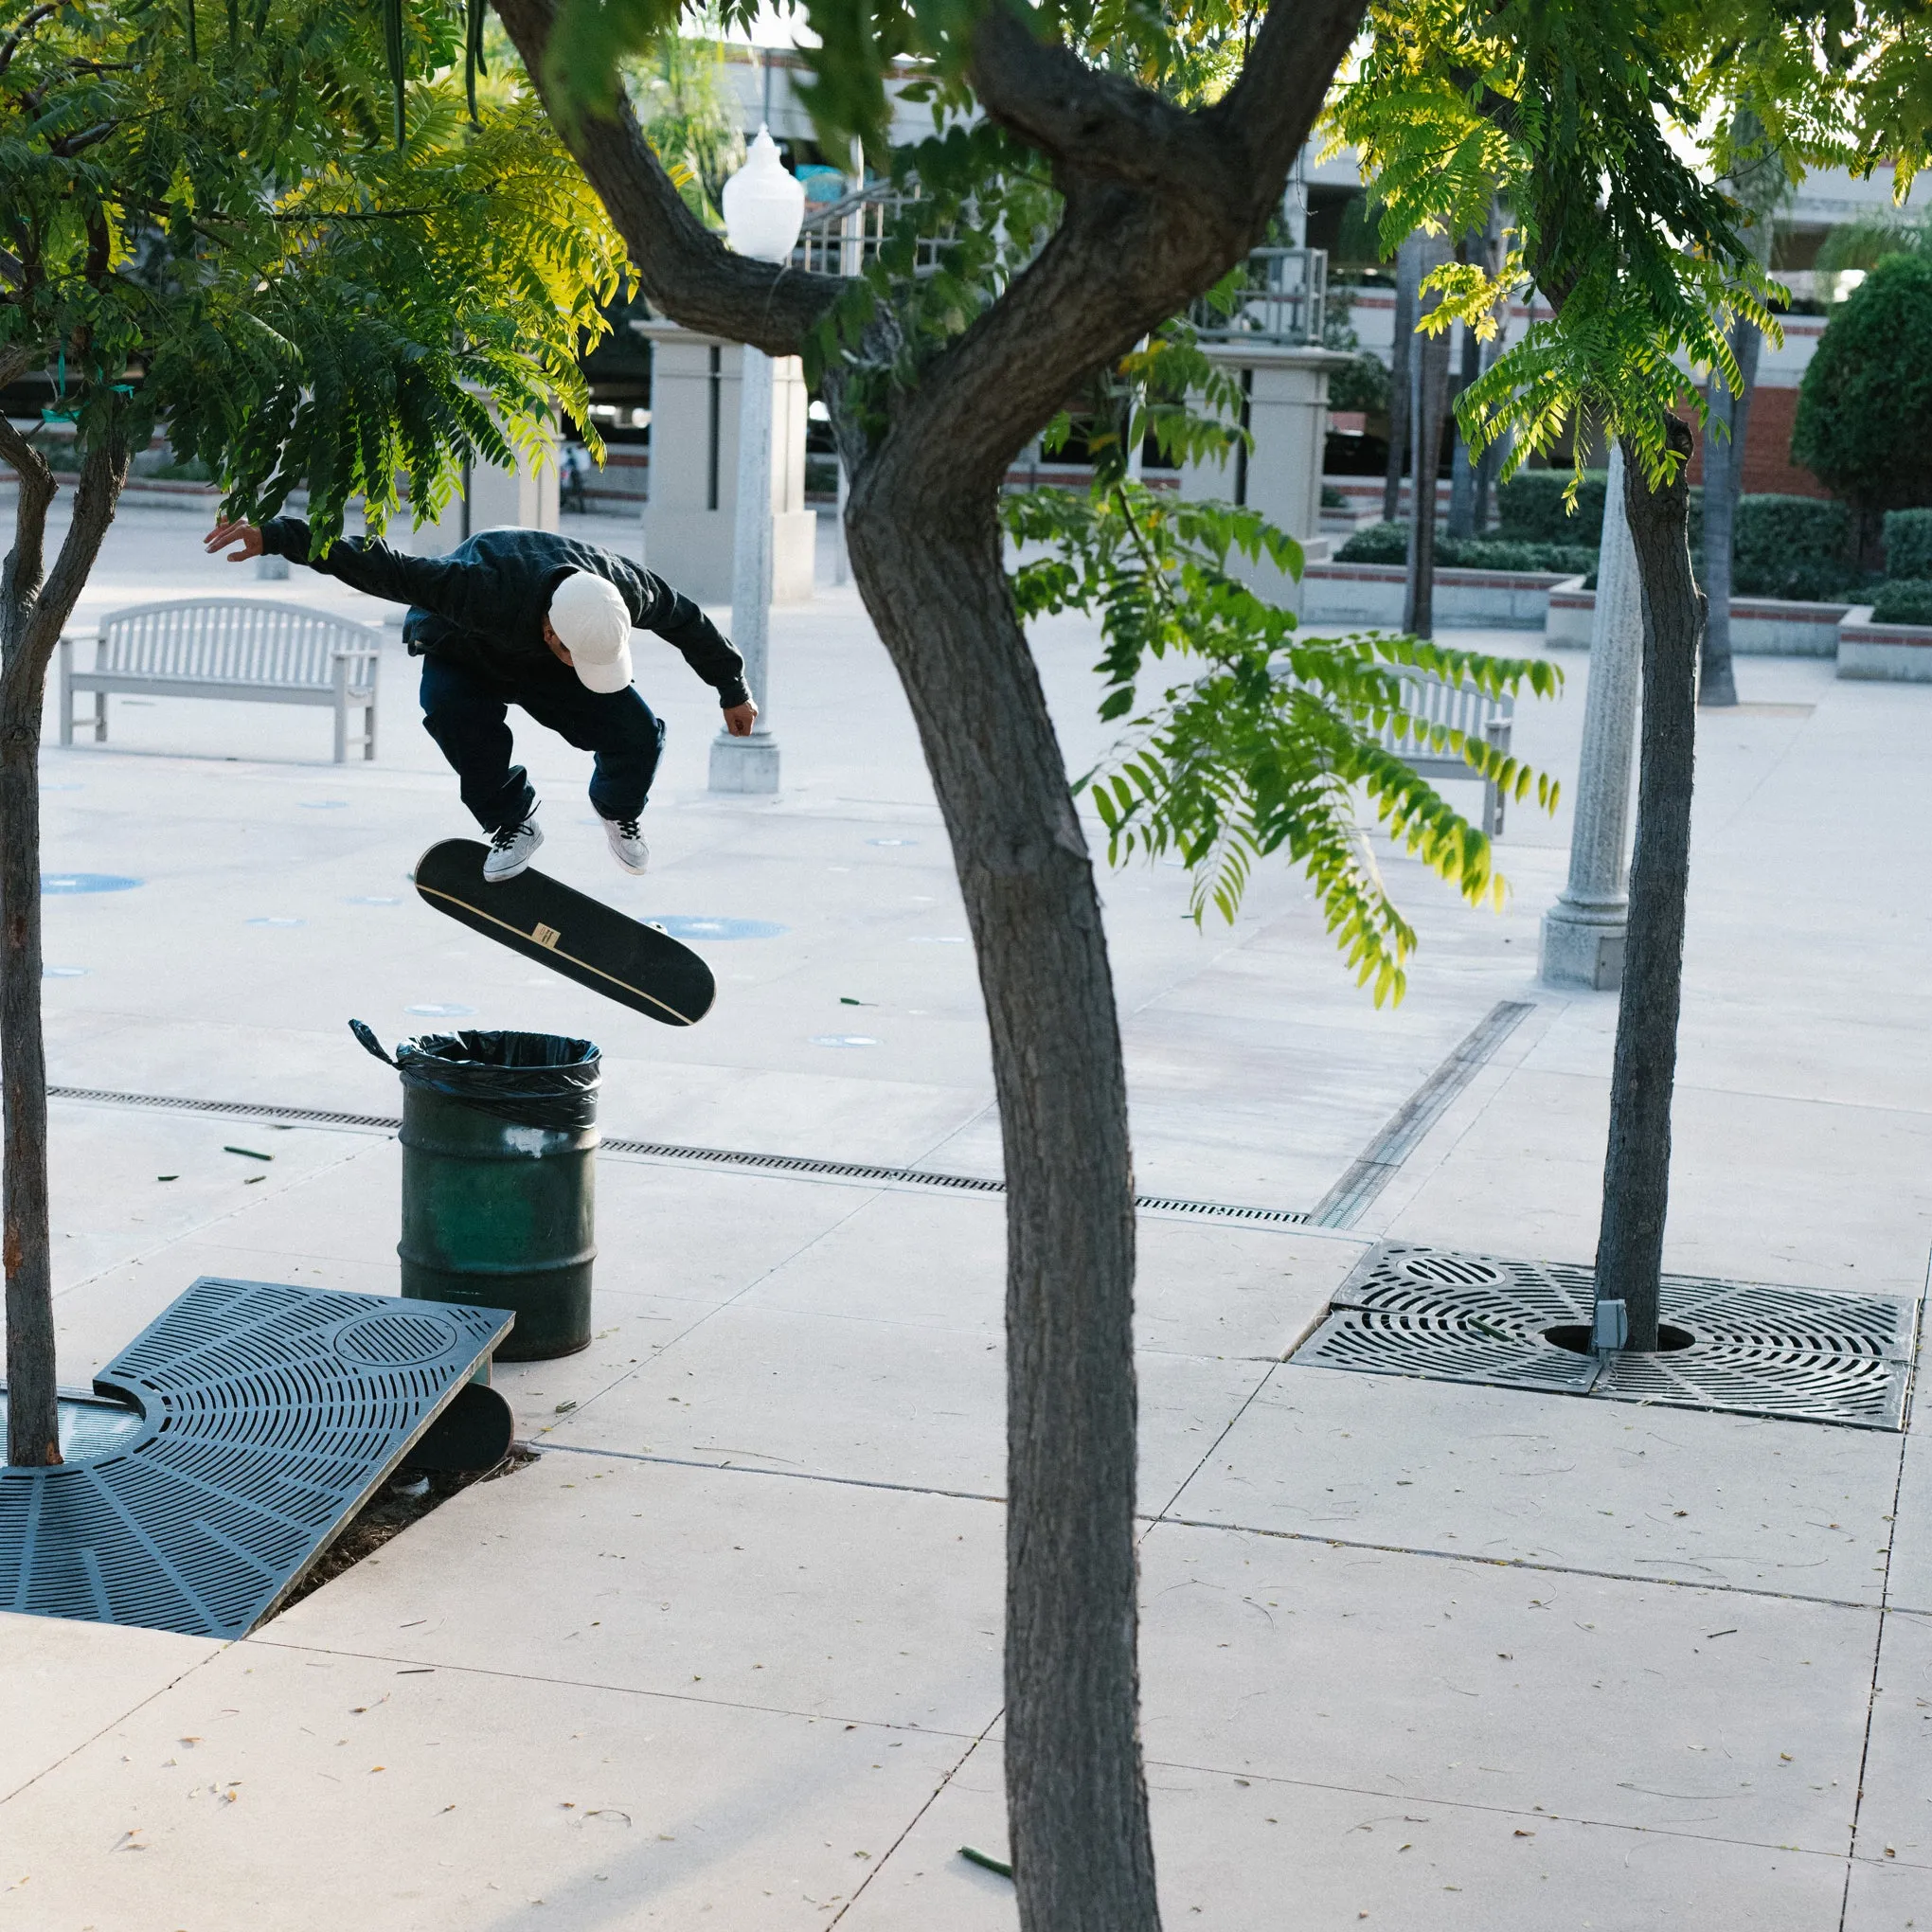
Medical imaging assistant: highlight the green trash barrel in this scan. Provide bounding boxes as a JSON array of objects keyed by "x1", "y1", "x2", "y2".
[{"x1": 352, "y1": 1023, "x2": 599, "y2": 1361}]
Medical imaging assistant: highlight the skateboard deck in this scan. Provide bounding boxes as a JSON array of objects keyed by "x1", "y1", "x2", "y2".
[{"x1": 413, "y1": 839, "x2": 715, "y2": 1027}]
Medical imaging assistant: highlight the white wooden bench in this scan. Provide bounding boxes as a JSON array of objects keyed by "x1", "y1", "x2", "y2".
[
  {"x1": 60, "y1": 599, "x2": 381, "y2": 763},
  {"x1": 1378, "y1": 670, "x2": 1514, "y2": 836}
]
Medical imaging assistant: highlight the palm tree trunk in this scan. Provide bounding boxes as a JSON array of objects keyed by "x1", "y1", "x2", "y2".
[
  {"x1": 1698, "y1": 314, "x2": 1761, "y2": 707},
  {"x1": 1383, "y1": 233, "x2": 1421, "y2": 524},
  {"x1": 1403, "y1": 240, "x2": 1453, "y2": 635}
]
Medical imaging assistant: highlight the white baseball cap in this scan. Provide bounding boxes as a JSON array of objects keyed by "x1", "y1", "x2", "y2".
[{"x1": 547, "y1": 571, "x2": 635, "y2": 693}]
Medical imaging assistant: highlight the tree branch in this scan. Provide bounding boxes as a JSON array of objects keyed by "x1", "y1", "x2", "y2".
[
  {"x1": 864, "y1": 0, "x2": 1368, "y2": 511},
  {"x1": 1210, "y1": 0, "x2": 1369, "y2": 231},
  {"x1": 27, "y1": 434, "x2": 126, "y2": 670},
  {"x1": 491, "y1": 0, "x2": 844, "y2": 356},
  {"x1": 0, "y1": 4, "x2": 56, "y2": 82},
  {"x1": 967, "y1": 7, "x2": 1237, "y2": 198},
  {"x1": 0, "y1": 352, "x2": 59, "y2": 680},
  {"x1": 50, "y1": 119, "x2": 116, "y2": 158}
]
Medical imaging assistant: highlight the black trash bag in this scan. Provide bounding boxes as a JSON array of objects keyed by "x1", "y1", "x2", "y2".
[{"x1": 350, "y1": 1020, "x2": 599, "y2": 1131}]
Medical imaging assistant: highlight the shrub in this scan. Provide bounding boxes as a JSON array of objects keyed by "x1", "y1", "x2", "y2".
[
  {"x1": 1731, "y1": 494, "x2": 1853, "y2": 599},
  {"x1": 1327, "y1": 352, "x2": 1391, "y2": 418},
  {"x1": 1335, "y1": 520, "x2": 1408, "y2": 563},
  {"x1": 1884, "y1": 508, "x2": 1932, "y2": 581},
  {"x1": 1495, "y1": 465, "x2": 1710, "y2": 551},
  {"x1": 1495, "y1": 469, "x2": 1608, "y2": 543},
  {"x1": 1320, "y1": 484, "x2": 1349, "y2": 509},
  {"x1": 1452, "y1": 539, "x2": 1599, "y2": 574},
  {"x1": 1792, "y1": 255, "x2": 1932, "y2": 513},
  {"x1": 1334, "y1": 521, "x2": 1597, "y2": 574},
  {"x1": 1872, "y1": 579, "x2": 1932, "y2": 625}
]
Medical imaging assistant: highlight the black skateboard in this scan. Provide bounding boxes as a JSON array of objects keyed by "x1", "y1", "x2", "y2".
[{"x1": 413, "y1": 838, "x2": 715, "y2": 1027}]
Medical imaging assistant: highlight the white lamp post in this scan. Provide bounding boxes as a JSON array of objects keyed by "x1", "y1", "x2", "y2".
[{"x1": 711, "y1": 126, "x2": 805, "y2": 795}]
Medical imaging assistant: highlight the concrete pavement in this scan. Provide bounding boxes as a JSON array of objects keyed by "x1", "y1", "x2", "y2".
[{"x1": 0, "y1": 497, "x2": 1926, "y2": 1928}]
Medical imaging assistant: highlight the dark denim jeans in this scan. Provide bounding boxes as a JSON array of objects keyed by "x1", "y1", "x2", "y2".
[{"x1": 419, "y1": 654, "x2": 665, "y2": 835}]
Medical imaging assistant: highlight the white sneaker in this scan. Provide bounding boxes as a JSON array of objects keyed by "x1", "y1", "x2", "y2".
[
  {"x1": 483, "y1": 817, "x2": 543, "y2": 883},
  {"x1": 601, "y1": 814, "x2": 650, "y2": 875}
]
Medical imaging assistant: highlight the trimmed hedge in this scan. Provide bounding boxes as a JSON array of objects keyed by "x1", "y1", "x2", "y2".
[
  {"x1": 1871, "y1": 579, "x2": 1932, "y2": 626},
  {"x1": 1494, "y1": 467, "x2": 1705, "y2": 551},
  {"x1": 1494, "y1": 469, "x2": 1608, "y2": 544},
  {"x1": 1333, "y1": 521, "x2": 1597, "y2": 574},
  {"x1": 1884, "y1": 509, "x2": 1932, "y2": 581},
  {"x1": 1731, "y1": 494, "x2": 1852, "y2": 601}
]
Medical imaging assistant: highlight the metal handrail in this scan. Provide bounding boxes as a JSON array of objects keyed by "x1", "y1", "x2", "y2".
[
  {"x1": 1191, "y1": 246, "x2": 1328, "y2": 348},
  {"x1": 790, "y1": 181, "x2": 948, "y2": 277}
]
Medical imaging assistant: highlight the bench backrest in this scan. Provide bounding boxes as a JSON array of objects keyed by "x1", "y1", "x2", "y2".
[
  {"x1": 1377, "y1": 668, "x2": 1512, "y2": 752},
  {"x1": 94, "y1": 600, "x2": 382, "y2": 688}
]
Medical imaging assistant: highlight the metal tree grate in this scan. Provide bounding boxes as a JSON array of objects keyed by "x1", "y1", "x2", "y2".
[
  {"x1": 1291, "y1": 1243, "x2": 1918, "y2": 1429},
  {"x1": 0, "y1": 1277, "x2": 511, "y2": 1637}
]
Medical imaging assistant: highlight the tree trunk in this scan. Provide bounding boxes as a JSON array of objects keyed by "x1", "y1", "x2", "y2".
[
  {"x1": 1445, "y1": 316, "x2": 1482, "y2": 537},
  {"x1": 0, "y1": 730, "x2": 54, "y2": 1468},
  {"x1": 846, "y1": 467, "x2": 1152, "y2": 1928},
  {"x1": 488, "y1": 7, "x2": 1369, "y2": 1919},
  {"x1": 1403, "y1": 243, "x2": 1452, "y2": 636},
  {"x1": 1383, "y1": 232, "x2": 1421, "y2": 525},
  {"x1": 0, "y1": 432, "x2": 128, "y2": 1466},
  {"x1": 1698, "y1": 314, "x2": 1761, "y2": 708},
  {"x1": 1595, "y1": 420, "x2": 1702, "y2": 1352}
]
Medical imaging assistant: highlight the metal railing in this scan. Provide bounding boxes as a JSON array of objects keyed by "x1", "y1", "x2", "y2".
[
  {"x1": 791, "y1": 181, "x2": 967, "y2": 277},
  {"x1": 1191, "y1": 246, "x2": 1328, "y2": 348},
  {"x1": 792, "y1": 183, "x2": 938, "y2": 277}
]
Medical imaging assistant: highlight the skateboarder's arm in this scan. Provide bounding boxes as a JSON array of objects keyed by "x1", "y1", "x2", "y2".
[
  {"x1": 654, "y1": 599, "x2": 752, "y2": 710},
  {"x1": 611, "y1": 560, "x2": 751, "y2": 709},
  {"x1": 256, "y1": 519, "x2": 495, "y2": 627}
]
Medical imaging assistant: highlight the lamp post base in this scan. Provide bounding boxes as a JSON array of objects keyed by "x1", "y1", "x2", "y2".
[
  {"x1": 709, "y1": 732, "x2": 780, "y2": 796},
  {"x1": 1540, "y1": 896, "x2": 1627, "y2": 992}
]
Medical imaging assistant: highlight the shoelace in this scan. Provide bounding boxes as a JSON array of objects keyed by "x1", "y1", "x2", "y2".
[
  {"x1": 612, "y1": 818, "x2": 643, "y2": 841},
  {"x1": 490, "y1": 822, "x2": 528, "y2": 851}
]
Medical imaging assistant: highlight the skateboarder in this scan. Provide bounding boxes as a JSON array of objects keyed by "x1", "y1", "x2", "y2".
[{"x1": 203, "y1": 518, "x2": 758, "y2": 881}]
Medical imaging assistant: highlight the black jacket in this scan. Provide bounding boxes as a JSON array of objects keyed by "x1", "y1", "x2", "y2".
[{"x1": 260, "y1": 519, "x2": 750, "y2": 707}]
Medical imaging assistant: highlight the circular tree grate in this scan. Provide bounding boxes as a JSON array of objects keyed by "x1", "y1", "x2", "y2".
[
  {"x1": 1, "y1": 1277, "x2": 511, "y2": 1637},
  {"x1": 1297, "y1": 1243, "x2": 1918, "y2": 1430}
]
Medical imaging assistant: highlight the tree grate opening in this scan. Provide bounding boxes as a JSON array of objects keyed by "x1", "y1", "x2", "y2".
[
  {"x1": 0, "y1": 1277, "x2": 511, "y2": 1637},
  {"x1": 1290, "y1": 1242, "x2": 1919, "y2": 1430}
]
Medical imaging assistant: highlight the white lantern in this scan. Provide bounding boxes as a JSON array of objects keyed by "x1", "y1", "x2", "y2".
[{"x1": 722, "y1": 126, "x2": 807, "y2": 265}]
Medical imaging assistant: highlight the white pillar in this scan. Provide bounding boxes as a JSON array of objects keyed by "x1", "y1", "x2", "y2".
[
  {"x1": 711, "y1": 345, "x2": 781, "y2": 793},
  {"x1": 1540, "y1": 445, "x2": 1641, "y2": 990}
]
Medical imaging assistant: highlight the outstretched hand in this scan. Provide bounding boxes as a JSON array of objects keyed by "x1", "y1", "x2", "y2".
[
  {"x1": 722, "y1": 701, "x2": 759, "y2": 738},
  {"x1": 205, "y1": 521, "x2": 264, "y2": 563}
]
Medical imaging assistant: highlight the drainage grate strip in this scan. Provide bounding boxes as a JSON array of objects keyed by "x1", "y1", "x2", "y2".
[
  {"x1": 1308, "y1": 1001, "x2": 1536, "y2": 1229},
  {"x1": 46, "y1": 1085, "x2": 1307, "y2": 1227},
  {"x1": 49, "y1": 1083, "x2": 402, "y2": 1132}
]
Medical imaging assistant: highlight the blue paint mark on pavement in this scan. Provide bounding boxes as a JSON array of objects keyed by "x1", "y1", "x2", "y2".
[
  {"x1": 648, "y1": 916, "x2": 787, "y2": 941},
  {"x1": 41, "y1": 873, "x2": 141, "y2": 894}
]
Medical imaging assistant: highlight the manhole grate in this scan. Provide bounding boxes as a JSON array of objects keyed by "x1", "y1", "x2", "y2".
[
  {"x1": 1293, "y1": 1242, "x2": 1918, "y2": 1429},
  {"x1": 1, "y1": 1277, "x2": 510, "y2": 1636}
]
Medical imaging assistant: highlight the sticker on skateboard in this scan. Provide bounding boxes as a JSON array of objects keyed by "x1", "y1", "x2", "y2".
[{"x1": 413, "y1": 838, "x2": 715, "y2": 1027}]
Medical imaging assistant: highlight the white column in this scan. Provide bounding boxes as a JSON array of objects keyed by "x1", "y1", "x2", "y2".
[
  {"x1": 1540, "y1": 444, "x2": 1641, "y2": 990},
  {"x1": 710, "y1": 345, "x2": 781, "y2": 794}
]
